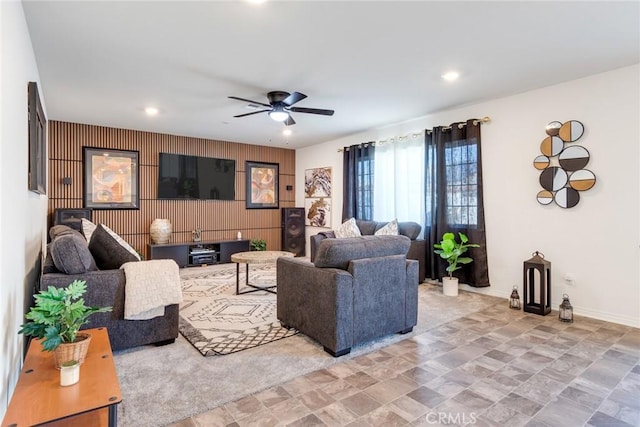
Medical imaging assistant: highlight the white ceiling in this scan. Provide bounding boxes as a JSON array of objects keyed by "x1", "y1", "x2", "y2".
[{"x1": 22, "y1": 1, "x2": 640, "y2": 149}]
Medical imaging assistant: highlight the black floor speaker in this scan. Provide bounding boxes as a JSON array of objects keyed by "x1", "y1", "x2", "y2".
[{"x1": 282, "y1": 207, "x2": 305, "y2": 257}]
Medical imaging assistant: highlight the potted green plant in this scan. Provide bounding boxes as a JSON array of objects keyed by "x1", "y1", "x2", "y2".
[
  {"x1": 433, "y1": 232, "x2": 479, "y2": 296},
  {"x1": 250, "y1": 239, "x2": 267, "y2": 251},
  {"x1": 19, "y1": 280, "x2": 112, "y2": 367}
]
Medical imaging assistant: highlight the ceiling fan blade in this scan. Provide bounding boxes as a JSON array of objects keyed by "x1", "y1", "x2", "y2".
[
  {"x1": 289, "y1": 107, "x2": 335, "y2": 116},
  {"x1": 233, "y1": 110, "x2": 270, "y2": 118},
  {"x1": 282, "y1": 92, "x2": 307, "y2": 107},
  {"x1": 228, "y1": 96, "x2": 271, "y2": 108},
  {"x1": 284, "y1": 115, "x2": 296, "y2": 126}
]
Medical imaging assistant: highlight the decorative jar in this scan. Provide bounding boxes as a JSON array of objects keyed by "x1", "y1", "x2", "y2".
[{"x1": 150, "y1": 219, "x2": 172, "y2": 244}]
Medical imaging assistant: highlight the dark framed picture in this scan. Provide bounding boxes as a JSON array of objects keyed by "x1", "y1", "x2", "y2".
[
  {"x1": 28, "y1": 82, "x2": 47, "y2": 195},
  {"x1": 83, "y1": 147, "x2": 139, "y2": 209},
  {"x1": 245, "y1": 161, "x2": 279, "y2": 209}
]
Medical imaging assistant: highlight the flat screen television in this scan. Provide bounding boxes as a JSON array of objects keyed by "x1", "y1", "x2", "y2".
[{"x1": 157, "y1": 153, "x2": 236, "y2": 200}]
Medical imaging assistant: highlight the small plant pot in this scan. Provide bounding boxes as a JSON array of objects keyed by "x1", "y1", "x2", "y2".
[
  {"x1": 442, "y1": 277, "x2": 459, "y2": 297},
  {"x1": 52, "y1": 332, "x2": 92, "y2": 369},
  {"x1": 60, "y1": 360, "x2": 80, "y2": 386}
]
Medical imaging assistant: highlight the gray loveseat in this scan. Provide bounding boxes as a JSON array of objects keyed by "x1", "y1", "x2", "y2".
[
  {"x1": 277, "y1": 235, "x2": 419, "y2": 356},
  {"x1": 310, "y1": 219, "x2": 426, "y2": 282},
  {"x1": 41, "y1": 224, "x2": 179, "y2": 351}
]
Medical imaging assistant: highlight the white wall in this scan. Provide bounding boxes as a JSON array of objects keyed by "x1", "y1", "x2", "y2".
[
  {"x1": 297, "y1": 65, "x2": 640, "y2": 328},
  {"x1": 0, "y1": 1, "x2": 48, "y2": 417}
]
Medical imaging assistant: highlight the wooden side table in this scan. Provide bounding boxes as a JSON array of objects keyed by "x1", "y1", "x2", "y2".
[
  {"x1": 231, "y1": 250, "x2": 294, "y2": 295},
  {"x1": 2, "y1": 327, "x2": 122, "y2": 427}
]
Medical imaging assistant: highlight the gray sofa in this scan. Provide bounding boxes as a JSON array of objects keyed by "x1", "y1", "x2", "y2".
[
  {"x1": 277, "y1": 235, "x2": 419, "y2": 357},
  {"x1": 41, "y1": 224, "x2": 179, "y2": 351},
  {"x1": 310, "y1": 219, "x2": 426, "y2": 282}
]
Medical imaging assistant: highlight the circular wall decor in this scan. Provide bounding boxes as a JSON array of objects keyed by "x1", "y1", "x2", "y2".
[
  {"x1": 555, "y1": 187, "x2": 580, "y2": 208},
  {"x1": 545, "y1": 121, "x2": 562, "y2": 136},
  {"x1": 559, "y1": 145, "x2": 590, "y2": 171},
  {"x1": 536, "y1": 190, "x2": 554, "y2": 205},
  {"x1": 540, "y1": 136, "x2": 564, "y2": 157},
  {"x1": 533, "y1": 120, "x2": 594, "y2": 208},
  {"x1": 568, "y1": 169, "x2": 596, "y2": 191},
  {"x1": 539, "y1": 167, "x2": 568, "y2": 192},
  {"x1": 558, "y1": 120, "x2": 584, "y2": 142},
  {"x1": 533, "y1": 155, "x2": 550, "y2": 170}
]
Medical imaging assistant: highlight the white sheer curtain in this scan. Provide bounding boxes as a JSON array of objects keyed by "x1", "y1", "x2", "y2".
[{"x1": 372, "y1": 136, "x2": 425, "y2": 235}]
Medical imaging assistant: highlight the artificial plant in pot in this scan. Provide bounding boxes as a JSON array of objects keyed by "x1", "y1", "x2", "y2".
[
  {"x1": 433, "y1": 232, "x2": 479, "y2": 296},
  {"x1": 19, "y1": 280, "x2": 112, "y2": 368}
]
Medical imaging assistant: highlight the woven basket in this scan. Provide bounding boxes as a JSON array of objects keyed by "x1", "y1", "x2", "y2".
[{"x1": 52, "y1": 332, "x2": 92, "y2": 369}]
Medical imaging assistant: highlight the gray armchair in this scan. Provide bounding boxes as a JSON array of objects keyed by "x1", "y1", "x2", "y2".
[{"x1": 277, "y1": 235, "x2": 418, "y2": 357}]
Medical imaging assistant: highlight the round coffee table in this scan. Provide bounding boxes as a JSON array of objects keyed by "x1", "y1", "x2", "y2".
[{"x1": 231, "y1": 250, "x2": 294, "y2": 295}]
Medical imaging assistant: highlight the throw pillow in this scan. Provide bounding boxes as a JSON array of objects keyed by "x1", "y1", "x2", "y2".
[
  {"x1": 81, "y1": 218, "x2": 97, "y2": 242},
  {"x1": 50, "y1": 233, "x2": 99, "y2": 274},
  {"x1": 49, "y1": 224, "x2": 84, "y2": 241},
  {"x1": 89, "y1": 224, "x2": 140, "y2": 270},
  {"x1": 334, "y1": 218, "x2": 361, "y2": 238},
  {"x1": 375, "y1": 219, "x2": 399, "y2": 236},
  {"x1": 102, "y1": 223, "x2": 140, "y2": 261}
]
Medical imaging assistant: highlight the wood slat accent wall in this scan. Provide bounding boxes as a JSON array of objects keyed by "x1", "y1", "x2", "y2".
[{"x1": 48, "y1": 121, "x2": 295, "y2": 258}]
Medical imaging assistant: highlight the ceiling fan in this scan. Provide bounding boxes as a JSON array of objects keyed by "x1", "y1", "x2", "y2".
[{"x1": 228, "y1": 91, "x2": 334, "y2": 126}]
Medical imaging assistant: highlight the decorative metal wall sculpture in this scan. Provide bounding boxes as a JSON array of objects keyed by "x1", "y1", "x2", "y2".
[{"x1": 534, "y1": 120, "x2": 596, "y2": 208}]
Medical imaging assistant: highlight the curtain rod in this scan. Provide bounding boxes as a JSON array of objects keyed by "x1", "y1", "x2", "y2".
[
  {"x1": 337, "y1": 116, "x2": 491, "y2": 152},
  {"x1": 426, "y1": 116, "x2": 491, "y2": 134},
  {"x1": 337, "y1": 132, "x2": 423, "y2": 152}
]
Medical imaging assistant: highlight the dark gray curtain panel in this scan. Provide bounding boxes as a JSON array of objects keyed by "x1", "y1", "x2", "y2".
[
  {"x1": 342, "y1": 143, "x2": 375, "y2": 221},
  {"x1": 424, "y1": 119, "x2": 490, "y2": 287}
]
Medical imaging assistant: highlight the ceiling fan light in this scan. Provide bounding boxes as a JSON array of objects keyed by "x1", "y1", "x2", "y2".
[{"x1": 269, "y1": 110, "x2": 289, "y2": 122}]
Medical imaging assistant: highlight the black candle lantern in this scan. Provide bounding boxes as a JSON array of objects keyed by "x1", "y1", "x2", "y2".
[
  {"x1": 509, "y1": 286, "x2": 521, "y2": 310},
  {"x1": 559, "y1": 294, "x2": 574, "y2": 323},
  {"x1": 523, "y1": 251, "x2": 551, "y2": 315}
]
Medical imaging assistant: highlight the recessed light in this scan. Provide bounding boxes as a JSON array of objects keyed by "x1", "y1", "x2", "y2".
[
  {"x1": 283, "y1": 129, "x2": 292, "y2": 136},
  {"x1": 144, "y1": 107, "x2": 159, "y2": 116},
  {"x1": 441, "y1": 71, "x2": 460, "y2": 82},
  {"x1": 247, "y1": 0, "x2": 267, "y2": 4}
]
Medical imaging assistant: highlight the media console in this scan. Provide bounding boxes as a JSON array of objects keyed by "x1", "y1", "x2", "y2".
[{"x1": 148, "y1": 239, "x2": 250, "y2": 267}]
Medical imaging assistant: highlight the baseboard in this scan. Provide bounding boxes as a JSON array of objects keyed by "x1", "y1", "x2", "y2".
[
  {"x1": 570, "y1": 307, "x2": 640, "y2": 328},
  {"x1": 448, "y1": 282, "x2": 640, "y2": 328}
]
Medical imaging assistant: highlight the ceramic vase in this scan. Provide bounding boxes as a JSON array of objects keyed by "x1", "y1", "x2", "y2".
[
  {"x1": 150, "y1": 218, "x2": 172, "y2": 244},
  {"x1": 442, "y1": 276, "x2": 459, "y2": 297}
]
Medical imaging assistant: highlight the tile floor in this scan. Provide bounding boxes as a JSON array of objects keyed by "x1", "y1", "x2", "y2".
[{"x1": 169, "y1": 292, "x2": 640, "y2": 427}]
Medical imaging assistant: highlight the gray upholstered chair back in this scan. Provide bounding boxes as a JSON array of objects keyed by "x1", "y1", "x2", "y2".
[{"x1": 314, "y1": 235, "x2": 411, "y2": 270}]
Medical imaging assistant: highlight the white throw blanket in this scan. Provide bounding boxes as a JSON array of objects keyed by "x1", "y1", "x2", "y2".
[{"x1": 121, "y1": 259, "x2": 183, "y2": 320}]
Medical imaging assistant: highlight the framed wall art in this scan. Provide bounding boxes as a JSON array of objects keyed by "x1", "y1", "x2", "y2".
[
  {"x1": 28, "y1": 82, "x2": 47, "y2": 195},
  {"x1": 304, "y1": 166, "x2": 332, "y2": 227},
  {"x1": 305, "y1": 197, "x2": 332, "y2": 227},
  {"x1": 246, "y1": 161, "x2": 279, "y2": 209},
  {"x1": 304, "y1": 167, "x2": 332, "y2": 197},
  {"x1": 83, "y1": 147, "x2": 139, "y2": 209}
]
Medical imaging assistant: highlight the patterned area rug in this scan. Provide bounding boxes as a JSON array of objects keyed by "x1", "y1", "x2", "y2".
[{"x1": 178, "y1": 263, "x2": 298, "y2": 356}]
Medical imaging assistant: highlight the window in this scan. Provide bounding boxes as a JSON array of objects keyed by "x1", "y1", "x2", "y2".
[
  {"x1": 373, "y1": 137, "x2": 425, "y2": 230},
  {"x1": 444, "y1": 139, "x2": 478, "y2": 227},
  {"x1": 355, "y1": 150, "x2": 374, "y2": 220}
]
